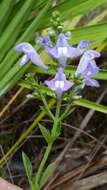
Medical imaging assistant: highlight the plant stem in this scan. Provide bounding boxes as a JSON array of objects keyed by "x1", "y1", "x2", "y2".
[
  {"x1": 51, "y1": 99, "x2": 61, "y2": 138},
  {"x1": 35, "y1": 100, "x2": 61, "y2": 186},
  {"x1": 38, "y1": 90, "x2": 54, "y2": 120},
  {"x1": 36, "y1": 142, "x2": 53, "y2": 183},
  {"x1": 59, "y1": 102, "x2": 74, "y2": 121}
]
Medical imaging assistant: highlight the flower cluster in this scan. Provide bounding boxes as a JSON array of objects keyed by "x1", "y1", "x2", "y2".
[
  {"x1": 14, "y1": 32, "x2": 100, "y2": 99},
  {"x1": 37, "y1": 33, "x2": 89, "y2": 68},
  {"x1": 75, "y1": 50, "x2": 100, "y2": 87}
]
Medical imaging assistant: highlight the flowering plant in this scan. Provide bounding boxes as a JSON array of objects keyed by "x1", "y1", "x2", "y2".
[
  {"x1": 0, "y1": 1, "x2": 107, "y2": 189},
  {"x1": 13, "y1": 12, "x2": 102, "y2": 190}
]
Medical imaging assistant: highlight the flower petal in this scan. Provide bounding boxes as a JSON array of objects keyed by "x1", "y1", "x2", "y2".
[
  {"x1": 75, "y1": 49, "x2": 100, "y2": 75},
  {"x1": 29, "y1": 51, "x2": 48, "y2": 70},
  {"x1": 84, "y1": 50, "x2": 101, "y2": 60},
  {"x1": 75, "y1": 55, "x2": 89, "y2": 75},
  {"x1": 56, "y1": 33, "x2": 68, "y2": 48},
  {"x1": 20, "y1": 55, "x2": 29, "y2": 66},
  {"x1": 37, "y1": 36, "x2": 53, "y2": 48},
  {"x1": 14, "y1": 42, "x2": 34, "y2": 53},
  {"x1": 56, "y1": 88, "x2": 63, "y2": 100},
  {"x1": 44, "y1": 79, "x2": 56, "y2": 91},
  {"x1": 58, "y1": 55, "x2": 67, "y2": 67},
  {"x1": 77, "y1": 40, "x2": 90, "y2": 50},
  {"x1": 68, "y1": 46, "x2": 81, "y2": 58},
  {"x1": 63, "y1": 80, "x2": 74, "y2": 91},
  {"x1": 89, "y1": 60, "x2": 99, "y2": 73},
  {"x1": 46, "y1": 47, "x2": 58, "y2": 59},
  {"x1": 54, "y1": 67, "x2": 65, "y2": 80},
  {"x1": 84, "y1": 77, "x2": 100, "y2": 87}
]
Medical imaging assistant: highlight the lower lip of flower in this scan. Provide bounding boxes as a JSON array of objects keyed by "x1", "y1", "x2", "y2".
[
  {"x1": 55, "y1": 80, "x2": 64, "y2": 89},
  {"x1": 58, "y1": 47, "x2": 68, "y2": 56}
]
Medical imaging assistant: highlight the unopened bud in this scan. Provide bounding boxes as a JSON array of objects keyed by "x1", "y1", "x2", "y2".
[
  {"x1": 57, "y1": 25, "x2": 63, "y2": 32},
  {"x1": 52, "y1": 11, "x2": 60, "y2": 18},
  {"x1": 65, "y1": 31, "x2": 72, "y2": 40},
  {"x1": 26, "y1": 94, "x2": 33, "y2": 99},
  {"x1": 47, "y1": 29, "x2": 56, "y2": 37}
]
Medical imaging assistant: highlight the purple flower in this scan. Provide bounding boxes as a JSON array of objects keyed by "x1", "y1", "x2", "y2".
[
  {"x1": 37, "y1": 33, "x2": 89, "y2": 67},
  {"x1": 37, "y1": 36, "x2": 53, "y2": 48},
  {"x1": 14, "y1": 42, "x2": 48, "y2": 70},
  {"x1": 44, "y1": 67, "x2": 74, "y2": 99},
  {"x1": 76, "y1": 50, "x2": 101, "y2": 87}
]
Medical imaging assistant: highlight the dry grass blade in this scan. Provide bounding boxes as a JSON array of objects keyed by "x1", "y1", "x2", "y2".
[
  {"x1": 48, "y1": 154, "x2": 107, "y2": 189},
  {"x1": 66, "y1": 171, "x2": 107, "y2": 190},
  {"x1": 0, "y1": 87, "x2": 23, "y2": 118}
]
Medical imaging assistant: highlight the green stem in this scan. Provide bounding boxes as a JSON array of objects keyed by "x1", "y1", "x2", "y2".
[
  {"x1": 51, "y1": 99, "x2": 61, "y2": 138},
  {"x1": 59, "y1": 102, "x2": 74, "y2": 121},
  {"x1": 38, "y1": 90, "x2": 54, "y2": 120},
  {"x1": 36, "y1": 142, "x2": 53, "y2": 183},
  {"x1": 35, "y1": 100, "x2": 61, "y2": 186}
]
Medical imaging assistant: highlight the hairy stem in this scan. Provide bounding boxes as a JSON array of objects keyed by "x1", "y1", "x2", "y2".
[
  {"x1": 36, "y1": 100, "x2": 62, "y2": 186},
  {"x1": 35, "y1": 143, "x2": 53, "y2": 184},
  {"x1": 51, "y1": 99, "x2": 61, "y2": 138}
]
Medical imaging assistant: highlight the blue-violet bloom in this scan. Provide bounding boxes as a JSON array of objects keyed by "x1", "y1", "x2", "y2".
[
  {"x1": 37, "y1": 33, "x2": 89, "y2": 67},
  {"x1": 75, "y1": 50, "x2": 101, "y2": 87},
  {"x1": 44, "y1": 67, "x2": 74, "y2": 99},
  {"x1": 14, "y1": 42, "x2": 48, "y2": 70}
]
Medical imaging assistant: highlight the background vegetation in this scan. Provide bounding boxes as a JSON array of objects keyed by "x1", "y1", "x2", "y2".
[{"x1": 0, "y1": 0, "x2": 107, "y2": 189}]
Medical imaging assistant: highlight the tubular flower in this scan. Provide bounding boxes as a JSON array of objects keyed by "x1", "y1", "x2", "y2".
[
  {"x1": 14, "y1": 42, "x2": 48, "y2": 70},
  {"x1": 37, "y1": 33, "x2": 89, "y2": 67},
  {"x1": 44, "y1": 67, "x2": 74, "y2": 99},
  {"x1": 75, "y1": 50, "x2": 101, "y2": 87}
]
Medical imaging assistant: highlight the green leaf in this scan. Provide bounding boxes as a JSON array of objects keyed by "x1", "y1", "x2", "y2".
[
  {"x1": 40, "y1": 105, "x2": 53, "y2": 119},
  {"x1": 38, "y1": 123, "x2": 51, "y2": 144},
  {"x1": 74, "y1": 98, "x2": 107, "y2": 114},
  {"x1": 34, "y1": 182, "x2": 40, "y2": 190},
  {"x1": 32, "y1": 174, "x2": 40, "y2": 190},
  {"x1": 22, "y1": 152, "x2": 33, "y2": 187},
  {"x1": 39, "y1": 90, "x2": 55, "y2": 120},
  {"x1": 40, "y1": 162, "x2": 56, "y2": 188},
  {"x1": 60, "y1": 106, "x2": 75, "y2": 121}
]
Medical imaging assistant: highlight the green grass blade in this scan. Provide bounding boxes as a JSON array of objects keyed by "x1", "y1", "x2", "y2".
[
  {"x1": 0, "y1": 0, "x2": 34, "y2": 61},
  {"x1": 0, "y1": 63, "x2": 30, "y2": 97},
  {"x1": 29, "y1": 65, "x2": 107, "y2": 80},
  {"x1": 87, "y1": 9, "x2": 107, "y2": 26},
  {"x1": 74, "y1": 98, "x2": 107, "y2": 114},
  {"x1": 0, "y1": 0, "x2": 14, "y2": 34},
  {"x1": 38, "y1": 0, "x2": 107, "y2": 29},
  {"x1": 0, "y1": 0, "x2": 14, "y2": 24},
  {"x1": 17, "y1": 0, "x2": 52, "y2": 43},
  {"x1": 0, "y1": 0, "x2": 52, "y2": 80},
  {"x1": 70, "y1": 22, "x2": 107, "y2": 44}
]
